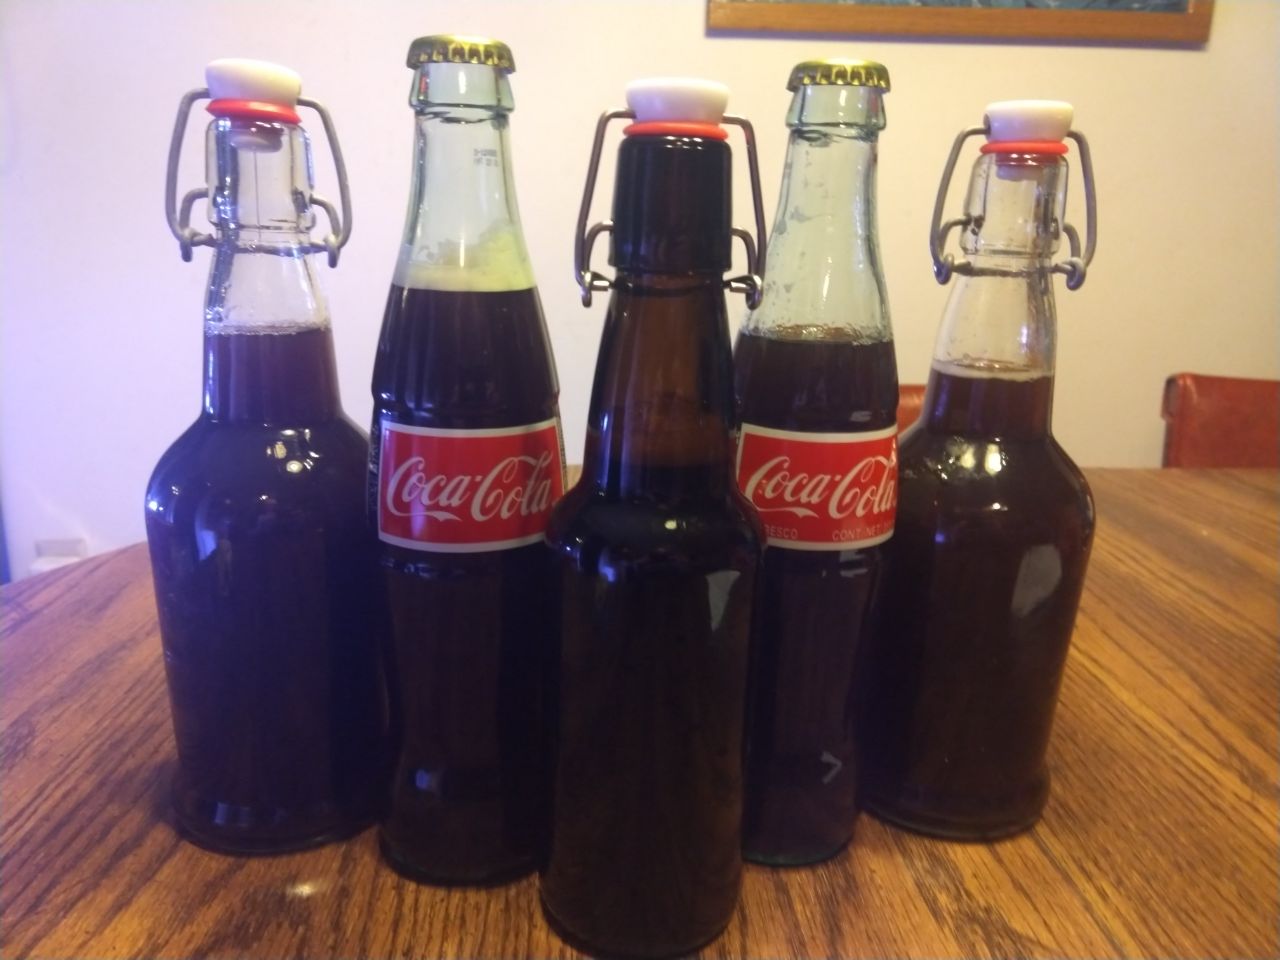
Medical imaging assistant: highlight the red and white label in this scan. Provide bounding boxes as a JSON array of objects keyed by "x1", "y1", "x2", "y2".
[
  {"x1": 378, "y1": 417, "x2": 565, "y2": 553},
  {"x1": 736, "y1": 423, "x2": 897, "y2": 551}
]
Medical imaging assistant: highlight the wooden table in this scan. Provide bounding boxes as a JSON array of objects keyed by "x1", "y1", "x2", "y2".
[{"x1": 2, "y1": 469, "x2": 1276, "y2": 959}]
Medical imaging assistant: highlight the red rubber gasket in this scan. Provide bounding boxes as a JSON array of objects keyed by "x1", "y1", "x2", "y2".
[
  {"x1": 981, "y1": 140, "x2": 1069, "y2": 155},
  {"x1": 623, "y1": 121, "x2": 728, "y2": 141},
  {"x1": 207, "y1": 99, "x2": 301, "y2": 125}
]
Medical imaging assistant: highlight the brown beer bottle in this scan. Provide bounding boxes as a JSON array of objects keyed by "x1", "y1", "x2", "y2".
[
  {"x1": 859, "y1": 101, "x2": 1098, "y2": 839},
  {"x1": 541, "y1": 79, "x2": 764, "y2": 958}
]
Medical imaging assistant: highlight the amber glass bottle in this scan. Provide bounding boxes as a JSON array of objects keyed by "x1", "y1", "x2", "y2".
[{"x1": 541, "y1": 81, "x2": 762, "y2": 958}]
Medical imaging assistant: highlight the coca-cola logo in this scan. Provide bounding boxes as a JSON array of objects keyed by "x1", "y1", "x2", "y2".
[
  {"x1": 384, "y1": 452, "x2": 556, "y2": 523},
  {"x1": 743, "y1": 452, "x2": 897, "y2": 521},
  {"x1": 736, "y1": 424, "x2": 897, "y2": 551},
  {"x1": 378, "y1": 418, "x2": 565, "y2": 552}
]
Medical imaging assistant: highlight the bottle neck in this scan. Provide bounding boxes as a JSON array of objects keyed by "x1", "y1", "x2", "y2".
[
  {"x1": 583, "y1": 272, "x2": 737, "y2": 500},
  {"x1": 202, "y1": 118, "x2": 339, "y2": 422},
  {"x1": 203, "y1": 326, "x2": 341, "y2": 423},
  {"x1": 394, "y1": 64, "x2": 534, "y2": 293},
  {"x1": 745, "y1": 85, "x2": 890, "y2": 341},
  {"x1": 925, "y1": 152, "x2": 1066, "y2": 439}
]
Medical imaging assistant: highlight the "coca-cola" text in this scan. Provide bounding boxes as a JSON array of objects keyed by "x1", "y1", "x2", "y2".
[
  {"x1": 736, "y1": 424, "x2": 897, "y2": 550},
  {"x1": 743, "y1": 453, "x2": 896, "y2": 521},
  {"x1": 378, "y1": 419, "x2": 565, "y2": 552},
  {"x1": 384, "y1": 452, "x2": 556, "y2": 523}
]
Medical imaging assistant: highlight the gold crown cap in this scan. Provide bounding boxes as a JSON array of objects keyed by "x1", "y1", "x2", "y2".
[
  {"x1": 406, "y1": 35, "x2": 515, "y2": 73},
  {"x1": 787, "y1": 59, "x2": 890, "y2": 92}
]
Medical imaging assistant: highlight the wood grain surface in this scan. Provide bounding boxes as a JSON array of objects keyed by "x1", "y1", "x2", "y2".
[{"x1": 1, "y1": 469, "x2": 1276, "y2": 959}]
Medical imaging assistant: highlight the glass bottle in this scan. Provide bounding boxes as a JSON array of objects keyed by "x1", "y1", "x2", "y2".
[
  {"x1": 147, "y1": 59, "x2": 385, "y2": 853},
  {"x1": 859, "y1": 100, "x2": 1097, "y2": 839},
  {"x1": 734, "y1": 59, "x2": 897, "y2": 865},
  {"x1": 370, "y1": 36, "x2": 563, "y2": 885},
  {"x1": 540, "y1": 80, "x2": 764, "y2": 958}
]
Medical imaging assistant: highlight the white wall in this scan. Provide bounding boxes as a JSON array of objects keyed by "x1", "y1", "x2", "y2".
[{"x1": 1, "y1": 0, "x2": 1277, "y2": 578}]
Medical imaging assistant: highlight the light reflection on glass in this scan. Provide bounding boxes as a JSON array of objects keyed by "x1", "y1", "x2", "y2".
[{"x1": 984, "y1": 446, "x2": 1003, "y2": 475}]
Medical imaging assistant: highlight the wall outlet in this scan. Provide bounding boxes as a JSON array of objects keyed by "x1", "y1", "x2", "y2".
[{"x1": 30, "y1": 538, "x2": 88, "y2": 576}]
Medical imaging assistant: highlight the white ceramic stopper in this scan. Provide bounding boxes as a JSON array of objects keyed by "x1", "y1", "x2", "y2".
[
  {"x1": 206, "y1": 58, "x2": 301, "y2": 106},
  {"x1": 984, "y1": 100, "x2": 1073, "y2": 143},
  {"x1": 626, "y1": 78, "x2": 729, "y2": 124}
]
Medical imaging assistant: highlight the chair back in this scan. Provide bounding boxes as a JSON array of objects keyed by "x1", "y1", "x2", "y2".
[
  {"x1": 898, "y1": 384, "x2": 925, "y2": 432},
  {"x1": 1161, "y1": 373, "x2": 1280, "y2": 468}
]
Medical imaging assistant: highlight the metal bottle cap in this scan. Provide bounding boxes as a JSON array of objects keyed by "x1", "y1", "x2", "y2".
[
  {"x1": 406, "y1": 35, "x2": 516, "y2": 72},
  {"x1": 787, "y1": 59, "x2": 891, "y2": 92}
]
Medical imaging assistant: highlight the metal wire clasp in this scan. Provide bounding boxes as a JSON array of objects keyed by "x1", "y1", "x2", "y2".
[
  {"x1": 573, "y1": 111, "x2": 768, "y2": 309},
  {"x1": 164, "y1": 88, "x2": 353, "y2": 266},
  {"x1": 929, "y1": 123, "x2": 1097, "y2": 290}
]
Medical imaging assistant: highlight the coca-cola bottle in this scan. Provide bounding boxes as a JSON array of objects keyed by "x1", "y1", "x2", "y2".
[
  {"x1": 734, "y1": 59, "x2": 897, "y2": 865},
  {"x1": 859, "y1": 101, "x2": 1098, "y2": 839},
  {"x1": 146, "y1": 60, "x2": 385, "y2": 852},
  {"x1": 370, "y1": 35, "x2": 564, "y2": 884},
  {"x1": 540, "y1": 80, "x2": 765, "y2": 958}
]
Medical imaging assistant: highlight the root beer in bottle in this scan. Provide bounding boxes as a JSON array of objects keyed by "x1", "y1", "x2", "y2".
[
  {"x1": 859, "y1": 101, "x2": 1098, "y2": 839},
  {"x1": 540, "y1": 79, "x2": 764, "y2": 958},
  {"x1": 734, "y1": 60, "x2": 897, "y2": 865},
  {"x1": 147, "y1": 60, "x2": 384, "y2": 853},
  {"x1": 370, "y1": 36, "x2": 564, "y2": 884}
]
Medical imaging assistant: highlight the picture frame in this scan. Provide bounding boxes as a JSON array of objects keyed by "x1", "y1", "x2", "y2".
[{"x1": 706, "y1": 0, "x2": 1214, "y2": 45}]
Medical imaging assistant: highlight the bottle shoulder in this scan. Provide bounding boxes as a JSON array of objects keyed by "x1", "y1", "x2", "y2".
[
  {"x1": 146, "y1": 416, "x2": 369, "y2": 520},
  {"x1": 896, "y1": 426, "x2": 1094, "y2": 530},
  {"x1": 547, "y1": 482, "x2": 762, "y2": 572}
]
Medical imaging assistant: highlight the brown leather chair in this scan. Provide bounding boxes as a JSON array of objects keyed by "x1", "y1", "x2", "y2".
[
  {"x1": 1161, "y1": 373, "x2": 1280, "y2": 468},
  {"x1": 898, "y1": 384, "x2": 926, "y2": 432}
]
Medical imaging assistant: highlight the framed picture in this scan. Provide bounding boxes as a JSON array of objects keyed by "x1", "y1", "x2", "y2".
[{"x1": 707, "y1": 0, "x2": 1214, "y2": 45}]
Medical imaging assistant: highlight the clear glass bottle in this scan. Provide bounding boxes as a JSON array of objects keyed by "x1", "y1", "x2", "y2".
[
  {"x1": 734, "y1": 59, "x2": 898, "y2": 865},
  {"x1": 370, "y1": 36, "x2": 563, "y2": 885},
  {"x1": 541, "y1": 80, "x2": 763, "y2": 958},
  {"x1": 859, "y1": 101, "x2": 1097, "y2": 839},
  {"x1": 146, "y1": 60, "x2": 385, "y2": 853}
]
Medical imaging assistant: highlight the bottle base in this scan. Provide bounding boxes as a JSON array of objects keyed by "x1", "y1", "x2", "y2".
[
  {"x1": 378, "y1": 832, "x2": 535, "y2": 888},
  {"x1": 862, "y1": 797, "x2": 1042, "y2": 842},
  {"x1": 174, "y1": 811, "x2": 369, "y2": 856},
  {"x1": 539, "y1": 891, "x2": 731, "y2": 960},
  {"x1": 740, "y1": 783, "x2": 858, "y2": 867},
  {"x1": 743, "y1": 834, "x2": 852, "y2": 867}
]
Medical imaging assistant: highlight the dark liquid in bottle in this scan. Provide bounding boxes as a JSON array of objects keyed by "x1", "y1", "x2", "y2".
[
  {"x1": 145, "y1": 326, "x2": 386, "y2": 853},
  {"x1": 371, "y1": 284, "x2": 559, "y2": 884},
  {"x1": 733, "y1": 330, "x2": 897, "y2": 864},
  {"x1": 542, "y1": 462, "x2": 758, "y2": 959},
  {"x1": 859, "y1": 363, "x2": 1094, "y2": 839}
]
